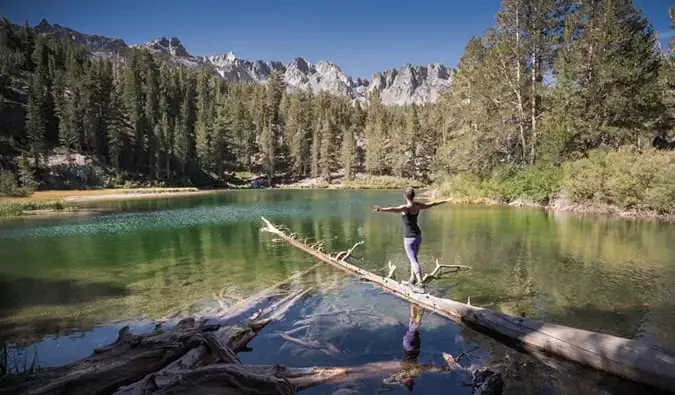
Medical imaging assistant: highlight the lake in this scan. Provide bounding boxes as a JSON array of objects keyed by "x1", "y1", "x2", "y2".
[{"x1": 1, "y1": 189, "x2": 674, "y2": 394}]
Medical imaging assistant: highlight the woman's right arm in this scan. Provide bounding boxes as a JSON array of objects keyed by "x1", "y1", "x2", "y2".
[{"x1": 373, "y1": 204, "x2": 407, "y2": 213}]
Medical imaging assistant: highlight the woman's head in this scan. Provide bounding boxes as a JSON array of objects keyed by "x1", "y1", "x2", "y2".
[{"x1": 404, "y1": 187, "x2": 415, "y2": 201}]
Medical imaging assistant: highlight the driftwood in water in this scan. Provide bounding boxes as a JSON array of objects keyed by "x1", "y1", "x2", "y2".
[
  {"x1": 260, "y1": 217, "x2": 675, "y2": 394},
  {"x1": 0, "y1": 284, "x2": 323, "y2": 395}
]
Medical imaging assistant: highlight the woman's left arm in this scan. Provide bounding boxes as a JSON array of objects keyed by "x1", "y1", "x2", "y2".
[{"x1": 419, "y1": 198, "x2": 451, "y2": 210}]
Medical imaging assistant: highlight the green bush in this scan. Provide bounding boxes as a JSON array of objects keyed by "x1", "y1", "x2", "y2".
[
  {"x1": 487, "y1": 165, "x2": 561, "y2": 204},
  {"x1": 562, "y1": 148, "x2": 675, "y2": 214},
  {"x1": 561, "y1": 150, "x2": 608, "y2": 202},
  {"x1": 342, "y1": 175, "x2": 425, "y2": 190},
  {"x1": 438, "y1": 173, "x2": 490, "y2": 200},
  {"x1": 439, "y1": 166, "x2": 560, "y2": 205},
  {"x1": 0, "y1": 171, "x2": 28, "y2": 197}
]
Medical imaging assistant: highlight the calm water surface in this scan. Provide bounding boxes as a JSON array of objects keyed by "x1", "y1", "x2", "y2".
[{"x1": 1, "y1": 189, "x2": 674, "y2": 394}]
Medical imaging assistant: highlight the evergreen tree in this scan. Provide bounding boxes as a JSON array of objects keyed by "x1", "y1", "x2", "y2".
[
  {"x1": 285, "y1": 94, "x2": 303, "y2": 177},
  {"x1": 20, "y1": 21, "x2": 34, "y2": 72},
  {"x1": 227, "y1": 87, "x2": 255, "y2": 171},
  {"x1": 266, "y1": 71, "x2": 285, "y2": 127},
  {"x1": 553, "y1": 0, "x2": 663, "y2": 150},
  {"x1": 142, "y1": 51, "x2": 160, "y2": 178},
  {"x1": 406, "y1": 104, "x2": 422, "y2": 179},
  {"x1": 341, "y1": 114, "x2": 357, "y2": 180},
  {"x1": 319, "y1": 118, "x2": 336, "y2": 182},
  {"x1": 364, "y1": 91, "x2": 387, "y2": 175},
  {"x1": 107, "y1": 83, "x2": 126, "y2": 172},
  {"x1": 121, "y1": 49, "x2": 146, "y2": 170},
  {"x1": 25, "y1": 72, "x2": 46, "y2": 168},
  {"x1": 174, "y1": 71, "x2": 194, "y2": 181},
  {"x1": 195, "y1": 71, "x2": 213, "y2": 171},
  {"x1": 18, "y1": 153, "x2": 37, "y2": 193},
  {"x1": 260, "y1": 120, "x2": 275, "y2": 186}
]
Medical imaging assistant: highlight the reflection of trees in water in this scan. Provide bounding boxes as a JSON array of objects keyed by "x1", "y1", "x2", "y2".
[
  {"x1": 1, "y1": 342, "x2": 40, "y2": 378},
  {"x1": 417, "y1": 206, "x2": 675, "y2": 348},
  {"x1": 2, "y1": 192, "x2": 675, "y2": 388}
]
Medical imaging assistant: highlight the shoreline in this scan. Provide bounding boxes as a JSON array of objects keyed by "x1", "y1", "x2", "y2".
[
  {"x1": 2, "y1": 186, "x2": 673, "y2": 223},
  {"x1": 62, "y1": 189, "x2": 215, "y2": 202},
  {"x1": 422, "y1": 190, "x2": 675, "y2": 224}
]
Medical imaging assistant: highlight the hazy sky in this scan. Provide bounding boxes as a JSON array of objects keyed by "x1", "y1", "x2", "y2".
[{"x1": 1, "y1": 0, "x2": 672, "y2": 78}]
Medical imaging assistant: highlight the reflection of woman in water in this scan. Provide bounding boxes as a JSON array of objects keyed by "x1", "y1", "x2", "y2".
[{"x1": 392, "y1": 304, "x2": 426, "y2": 391}]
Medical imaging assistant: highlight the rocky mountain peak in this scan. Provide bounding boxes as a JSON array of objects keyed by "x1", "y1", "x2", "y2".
[
  {"x1": 32, "y1": 19, "x2": 128, "y2": 57},
  {"x1": 367, "y1": 63, "x2": 455, "y2": 105},
  {"x1": 144, "y1": 37, "x2": 191, "y2": 58}
]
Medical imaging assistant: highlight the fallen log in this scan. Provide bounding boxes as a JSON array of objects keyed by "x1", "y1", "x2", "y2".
[
  {"x1": 0, "y1": 285, "x2": 312, "y2": 395},
  {"x1": 127, "y1": 364, "x2": 346, "y2": 395},
  {"x1": 260, "y1": 217, "x2": 675, "y2": 393}
]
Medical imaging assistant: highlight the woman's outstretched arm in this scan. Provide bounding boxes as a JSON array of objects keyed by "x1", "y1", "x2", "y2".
[
  {"x1": 373, "y1": 204, "x2": 408, "y2": 213},
  {"x1": 419, "y1": 198, "x2": 452, "y2": 210}
]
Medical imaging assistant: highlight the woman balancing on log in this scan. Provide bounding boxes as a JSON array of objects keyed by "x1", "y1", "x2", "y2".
[{"x1": 373, "y1": 187, "x2": 451, "y2": 293}]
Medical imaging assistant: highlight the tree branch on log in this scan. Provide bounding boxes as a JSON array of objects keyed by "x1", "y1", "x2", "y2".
[
  {"x1": 422, "y1": 259, "x2": 472, "y2": 283},
  {"x1": 386, "y1": 261, "x2": 396, "y2": 279},
  {"x1": 337, "y1": 241, "x2": 364, "y2": 262}
]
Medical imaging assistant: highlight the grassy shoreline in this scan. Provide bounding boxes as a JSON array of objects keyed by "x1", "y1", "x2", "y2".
[
  {"x1": 2, "y1": 175, "x2": 673, "y2": 223},
  {"x1": 0, "y1": 188, "x2": 206, "y2": 218}
]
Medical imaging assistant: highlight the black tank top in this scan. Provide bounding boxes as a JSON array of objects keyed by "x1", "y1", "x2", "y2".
[{"x1": 402, "y1": 206, "x2": 421, "y2": 238}]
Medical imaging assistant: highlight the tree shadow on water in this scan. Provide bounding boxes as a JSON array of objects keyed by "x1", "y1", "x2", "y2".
[{"x1": 0, "y1": 274, "x2": 132, "y2": 318}]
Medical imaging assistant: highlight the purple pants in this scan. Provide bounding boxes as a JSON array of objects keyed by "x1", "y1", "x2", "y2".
[{"x1": 403, "y1": 235, "x2": 422, "y2": 276}]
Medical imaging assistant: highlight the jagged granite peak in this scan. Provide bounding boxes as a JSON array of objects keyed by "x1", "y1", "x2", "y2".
[
  {"x1": 144, "y1": 37, "x2": 191, "y2": 58},
  {"x1": 367, "y1": 63, "x2": 455, "y2": 105},
  {"x1": 32, "y1": 18, "x2": 128, "y2": 57}
]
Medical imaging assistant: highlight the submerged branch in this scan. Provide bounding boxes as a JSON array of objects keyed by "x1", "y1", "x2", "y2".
[{"x1": 422, "y1": 259, "x2": 472, "y2": 283}]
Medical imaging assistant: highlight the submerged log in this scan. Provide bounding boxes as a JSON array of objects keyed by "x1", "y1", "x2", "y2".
[{"x1": 260, "y1": 217, "x2": 675, "y2": 394}]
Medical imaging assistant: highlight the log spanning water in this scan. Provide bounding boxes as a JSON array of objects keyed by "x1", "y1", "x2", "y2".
[{"x1": 261, "y1": 217, "x2": 675, "y2": 393}]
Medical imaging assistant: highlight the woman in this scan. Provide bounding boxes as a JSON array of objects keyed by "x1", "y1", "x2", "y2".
[{"x1": 373, "y1": 187, "x2": 450, "y2": 293}]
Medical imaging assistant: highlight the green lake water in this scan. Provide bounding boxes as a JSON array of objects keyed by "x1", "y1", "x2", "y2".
[{"x1": 1, "y1": 189, "x2": 674, "y2": 394}]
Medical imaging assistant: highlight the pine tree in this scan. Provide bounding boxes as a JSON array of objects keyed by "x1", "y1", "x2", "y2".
[
  {"x1": 364, "y1": 91, "x2": 387, "y2": 175},
  {"x1": 227, "y1": 87, "x2": 255, "y2": 171},
  {"x1": 319, "y1": 118, "x2": 336, "y2": 182},
  {"x1": 553, "y1": 0, "x2": 663, "y2": 150},
  {"x1": 174, "y1": 71, "x2": 194, "y2": 182},
  {"x1": 406, "y1": 104, "x2": 422, "y2": 179},
  {"x1": 142, "y1": 51, "x2": 160, "y2": 178},
  {"x1": 341, "y1": 115, "x2": 357, "y2": 180},
  {"x1": 121, "y1": 49, "x2": 146, "y2": 170},
  {"x1": 195, "y1": 71, "x2": 213, "y2": 171},
  {"x1": 107, "y1": 83, "x2": 126, "y2": 172},
  {"x1": 260, "y1": 120, "x2": 275, "y2": 186},
  {"x1": 18, "y1": 153, "x2": 37, "y2": 193},
  {"x1": 20, "y1": 21, "x2": 34, "y2": 72},
  {"x1": 285, "y1": 94, "x2": 303, "y2": 177},
  {"x1": 32, "y1": 35, "x2": 58, "y2": 146},
  {"x1": 25, "y1": 72, "x2": 46, "y2": 168},
  {"x1": 212, "y1": 86, "x2": 231, "y2": 179},
  {"x1": 266, "y1": 71, "x2": 285, "y2": 127}
]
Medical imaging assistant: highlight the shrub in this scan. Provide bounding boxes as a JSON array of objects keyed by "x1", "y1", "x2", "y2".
[
  {"x1": 487, "y1": 165, "x2": 561, "y2": 204},
  {"x1": 0, "y1": 171, "x2": 27, "y2": 197},
  {"x1": 562, "y1": 147, "x2": 675, "y2": 214}
]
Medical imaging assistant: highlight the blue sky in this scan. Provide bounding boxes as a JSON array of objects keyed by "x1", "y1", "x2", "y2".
[{"x1": 1, "y1": 0, "x2": 672, "y2": 78}]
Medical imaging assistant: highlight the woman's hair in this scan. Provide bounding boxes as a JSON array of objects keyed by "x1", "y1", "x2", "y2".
[{"x1": 404, "y1": 187, "x2": 415, "y2": 200}]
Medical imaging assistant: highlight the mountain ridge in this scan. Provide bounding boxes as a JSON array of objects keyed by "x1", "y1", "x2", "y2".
[{"x1": 29, "y1": 19, "x2": 454, "y2": 105}]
